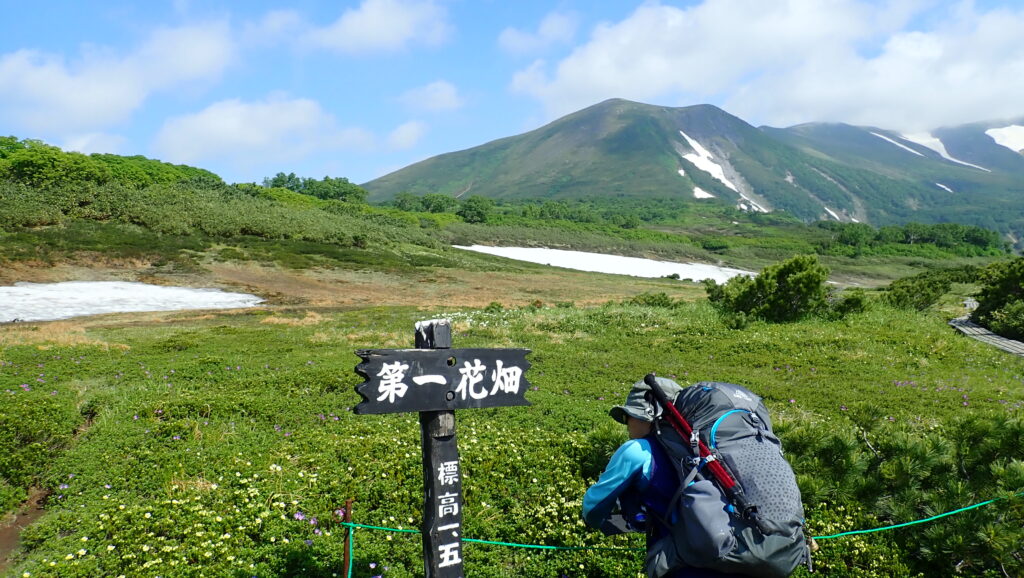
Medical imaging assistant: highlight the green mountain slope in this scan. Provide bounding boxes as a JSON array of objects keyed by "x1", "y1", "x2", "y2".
[{"x1": 363, "y1": 99, "x2": 1024, "y2": 240}]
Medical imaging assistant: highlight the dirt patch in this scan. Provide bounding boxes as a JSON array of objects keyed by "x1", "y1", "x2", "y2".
[
  {"x1": 0, "y1": 320, "x2": 130, "y2": 350},
  {"x1": 0, "y1": 489, "x2": 48, "y2": 574},
  {"x1": 1, "y1": 259, "x2": 705, "y2": 323}
]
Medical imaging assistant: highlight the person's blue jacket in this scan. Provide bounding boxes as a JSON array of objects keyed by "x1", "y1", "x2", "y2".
[
  {"x1": 583, "y1": 436, "x2": 744, "y2": 578},
  {"x1": 583, "y1": 437, "x2": 675, "y2": 534}
]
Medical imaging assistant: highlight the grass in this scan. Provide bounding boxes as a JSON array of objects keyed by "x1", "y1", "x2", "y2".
[{"x1": 2, "y1": 294, "x2": 1023, "y2": 577}]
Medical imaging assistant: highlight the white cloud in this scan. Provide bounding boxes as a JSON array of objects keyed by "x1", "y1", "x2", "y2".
[
  {"x1": 306, "y1": 0, "x2": 450, "y2": 53},
  {"x1": 0, "y1": 21, "x2": 234, "y2": 134},
  {"x1": 399, "y1": 80, "x2": 464, "y2": 112},
  {"x1": 153, "y1": 95, "x2": 375, "y2": 170},
  {"x1": 498, "y1": 11, "x2": 578, "y2": 55},
  {"x1": 242, "y1": 10, "x2": 305, "y2": 46},
  {"x1": 388, "y1": 121, "x2": 428, "y2": 149},
  {"x1": 512, "y1": 0, "x2": 1024, "y2": 131},
  {"x1": 61, "y1": 133, "x2": 128, "y2": 155}
]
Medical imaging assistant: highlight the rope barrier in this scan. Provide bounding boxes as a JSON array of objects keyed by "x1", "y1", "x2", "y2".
[
  {"x1": 338, "y1": 488, "x2": 1024, "y2": 572},
  {"x1": 813, "y1": 489, "x2": 1024, "y2": 540},
  {"x1": 340, "y1": 522, "x2": 643, "y2": 578},
  {"x1": 339, "y1": 521, "x2": 642, "y2": 550}
]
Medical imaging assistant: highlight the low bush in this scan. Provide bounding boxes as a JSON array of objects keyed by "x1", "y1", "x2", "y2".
[
  {"x1": 704, "y1": 255, "x2": 830, "y2": 322},
  {"x1": 973, "y1": 257, "x2": 1024, "y2": 339}
]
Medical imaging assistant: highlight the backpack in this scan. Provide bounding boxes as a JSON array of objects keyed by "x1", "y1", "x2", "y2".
[{"x1": 644, "y1": 379, "x2": 811, "y2": 578}]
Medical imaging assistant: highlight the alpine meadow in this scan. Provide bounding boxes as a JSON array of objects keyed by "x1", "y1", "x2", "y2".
[{"x1": 3, "y1": 95, "x2": 1024, "y2": 578}]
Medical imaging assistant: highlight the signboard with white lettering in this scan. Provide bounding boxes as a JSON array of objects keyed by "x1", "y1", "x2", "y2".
[
  {"x1": 354, "y1": 348, "x2": 531, "y2": 414},
  {"x1": 354, "y1": 319, "x2": 531, "y2": 578}
]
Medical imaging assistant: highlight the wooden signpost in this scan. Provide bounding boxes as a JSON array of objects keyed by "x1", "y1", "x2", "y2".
[{"x1": 354, "y1": 319, "x2": 531, "y2": 578}]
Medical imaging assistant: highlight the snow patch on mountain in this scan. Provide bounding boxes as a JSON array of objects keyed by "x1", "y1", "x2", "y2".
[
  {"x1": 823, "y1": 206, "x2": 840, "y2": 220},
  {"x1": 935, "y1": 182, "x2": 954, "y2": 193},
  {"x1": 693, "y1": 187, "x2": 715, "y2": 199},
  {"x1": 901, "y1": 132, "x2": 991, "y2": 172},
  {"x1": 870, "y1": 132, "x2": 924, "y2": 157},
  {"x1": 736, "y1": 195, "x2": 768, "y2": 213},
  {"x1": 985, "y1": 125, "x2": 1024, "y2": 154},
  {"x1": 678, "y1": 130, "x2": 739, "y2": 192}
]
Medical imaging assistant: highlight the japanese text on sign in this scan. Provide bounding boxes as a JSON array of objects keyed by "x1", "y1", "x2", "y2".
[
  {"x1": 375, "y1": 358, "x2": 524, "y2": 404},
  {"x1": 435, "y1": 460, "x2": 462, "y2": 568}
]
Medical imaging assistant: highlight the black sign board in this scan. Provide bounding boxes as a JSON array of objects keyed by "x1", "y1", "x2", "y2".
[
  {"x1": 354, "y1": 348, "x2": 531, "y2": 414},
  {"x1": 353, "y1": 319, "x2": 531, "y2": 578}
]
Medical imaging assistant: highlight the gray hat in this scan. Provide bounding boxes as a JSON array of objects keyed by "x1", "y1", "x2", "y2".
[{"x1": 609, "y1": 376, "x2": 684, "y2": 424}]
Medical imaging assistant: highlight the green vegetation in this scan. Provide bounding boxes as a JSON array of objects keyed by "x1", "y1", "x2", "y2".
[
  {"x1": 883, "y1": 266, "x2": 982, "y2": 312},
  {"x1": 1, "y1": 137, "x2": 221, "y2": 190},
  {"x1": 2, "y1": 136, "x2": 1023, "y2": 576},
  {"x1": 2, "y1": 298, "x2": 1023, "y2": 577},
  {"x1": 262, "y1": 172, "x2": 368, "y2": 203},
  {"x1": 816, "y1": 221, "x2": 1008, "y2": 258},
  {"x1": 972, "y1": 257, "x2": 1024, "y2": 339},
  {"x1": 703, "y1": 255, "x2": 832, "y2": 324}
]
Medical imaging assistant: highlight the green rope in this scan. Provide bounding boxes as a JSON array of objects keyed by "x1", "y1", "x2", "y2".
[
  {"x1": 338, "y1": 522, "x2": 642, "y2": 551},
  {"x1": 339, "y1": 490, "x2": 1024, "y2": 552},
  {"x1": 462, "y1": 537, "x2": 642, "y2": 551},
  {"x1": 813, "y1": 490, "x2": 1024, "y2": 540}
]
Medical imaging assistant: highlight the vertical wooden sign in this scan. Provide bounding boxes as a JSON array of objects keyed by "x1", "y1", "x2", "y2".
[
  {"x1": 415, "y1": 320, "x2": 464, "y2": 576},
  {"x1": 353, "y1": 318, "x2": 531, "y2": 578}
]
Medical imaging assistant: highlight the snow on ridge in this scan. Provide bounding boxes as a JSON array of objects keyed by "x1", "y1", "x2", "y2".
[
  {"x1": 935, "y1": 182, "x2": 954, "y2": 193},
  {"x1": 823, "y1": 206, "x2": 840, "y2": 220},
  {"x1": 985, "y1": 125, "x2": 1024, "y2": 154},
  {"x1": 736, "y1": 195, "x2": 768, "y2": 213},
  {"x1": 870, "y1": 131, "x2": 924, "y2": 157},
  {"x1": 693, "y1": 187, "x2": 715, "y2": 199},
  {"x1": 678, "y1": 130, "x2": 739, "y2": 192},
  {"x1": 900, "y1": 132, "x2": 991, "y2": 172}
]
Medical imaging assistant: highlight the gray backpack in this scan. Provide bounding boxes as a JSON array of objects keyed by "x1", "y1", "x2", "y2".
[{"x1": 645, "y1": 380, "x2": 811, "y2": 578}]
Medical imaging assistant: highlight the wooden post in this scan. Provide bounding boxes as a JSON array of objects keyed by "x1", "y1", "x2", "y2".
[
  {"x1": 353, "y1": 319, "x2": 530, "y2": 577},
  {"x1": 415, "y1": 320, "x2": 464, "y2": 577},
  {"x1": 341, "y1": 498, "x2": 353, "y2": 574}
]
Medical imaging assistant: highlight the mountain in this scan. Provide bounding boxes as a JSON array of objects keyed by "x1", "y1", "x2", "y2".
[{"x1": 362, "y1": 99, "x2": 1024, "y2": 239}]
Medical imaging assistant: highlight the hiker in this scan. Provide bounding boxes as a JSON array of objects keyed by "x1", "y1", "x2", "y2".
[
  {"x1": 583, "y1": 376, "x2": 743, "y2": 578},
  {"x1": 583, "y1": 375, "x2": 809, "y2": 578}
]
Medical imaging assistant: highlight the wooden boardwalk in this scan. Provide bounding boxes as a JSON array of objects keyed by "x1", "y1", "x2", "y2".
[{"x1": 949, "y1": 317, "x2": 1024, "y2": 356}]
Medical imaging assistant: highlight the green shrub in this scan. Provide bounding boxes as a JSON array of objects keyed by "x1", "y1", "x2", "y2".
[
  {"x1": 972, "y1": 257, "x2": 1024, "y2": 339},
  {"x1": 627, "y1": 292, "x2": 677, "y2": 308},
  {"x1": 828, "y1": 288, "x2": 870, "y2": 318},
  {"x1": 883, "y1": 271, "x2": 956, "y2": 311},
  {"x1": 985, "y1": 300, "x2": 1024, "y2": 341},
  {"x1": 704, "y1": 255, "x2": 829, "y2": 322}
]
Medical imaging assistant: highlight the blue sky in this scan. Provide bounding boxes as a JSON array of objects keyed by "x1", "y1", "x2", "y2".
[{"x1": 2, "y1": 0, "x2": 1022, "y2": 185}]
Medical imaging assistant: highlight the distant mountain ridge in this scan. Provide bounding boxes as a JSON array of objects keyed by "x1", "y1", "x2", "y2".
[{"x1": 363, "y1": 99, "x2": 1024, "y2": 241}]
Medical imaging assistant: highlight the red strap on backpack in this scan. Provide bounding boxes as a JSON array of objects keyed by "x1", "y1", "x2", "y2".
[{"x1": 644, "y1": 373, "x2": 757, "y2": 518}]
